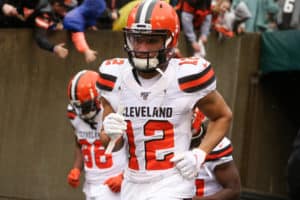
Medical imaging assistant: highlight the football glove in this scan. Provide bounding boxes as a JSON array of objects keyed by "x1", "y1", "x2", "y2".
[
  {"x1": 67, "y1": 168, "x2": 81, "y2": 188},
  {"x1": 104, "y1": 173, "x2": 123, "y2": 193},
  {"x1": 170, "y1": 148, "x2": 206, "y2": 179},
  {"x1": 103, "y1": 113, "x2": 127, "y2": 140}
]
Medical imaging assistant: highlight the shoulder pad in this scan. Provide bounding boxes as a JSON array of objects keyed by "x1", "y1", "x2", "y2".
[
  {"x1": 174, "y1": 58, "x2": 216, "y2": 93},
  {"x1": 67, "y1": 104, "x2": 77, "y2": 120},
  {"x1": 206, "y1": 137, "x2": 233, "y2": 162},
  {"x1": 98, "y1": 58, "x2": 128, "y2": 91}
]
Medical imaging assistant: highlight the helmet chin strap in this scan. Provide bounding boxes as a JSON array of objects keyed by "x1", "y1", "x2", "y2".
[{"x1": 132, "y1": 57, "x2": 159, "y2": 71}]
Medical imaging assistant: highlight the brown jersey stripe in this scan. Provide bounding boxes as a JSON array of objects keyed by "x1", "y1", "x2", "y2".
[
  {"x1": 179, "y1": 65, "x2": 215, "y2": 93},
  {"x1": 205, "y1": 144, "x2": 233, "y2": 161},
  {"x1": 98, "y1": 73, "x2": 117, "y2": 91}
]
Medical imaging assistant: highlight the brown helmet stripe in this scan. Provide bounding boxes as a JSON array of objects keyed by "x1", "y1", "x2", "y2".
[{"x1": 135, "y1": 0, "x2": 157, "y2": 24}]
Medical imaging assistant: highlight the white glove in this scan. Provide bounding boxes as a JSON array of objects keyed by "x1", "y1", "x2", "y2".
[
  {"x1": 103, "y1": 113, "x2": 127, "y2": 140},
  {"x1": 170, "y1": 148, "x2": 206, "y2": 179}
]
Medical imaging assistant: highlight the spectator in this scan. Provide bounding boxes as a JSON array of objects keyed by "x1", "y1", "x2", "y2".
[
  {"x1": 96, "y1": 0, "x2": 131, "y2": 29},
  {"x1": 0, "y1": 0, "x2": 37, "y2": 27},
  {"x1": 232, "y1": 0, "x2": 279, "y2": 32},
  {"x1": 111, "y1": 0, "x2": 140, "y2": 31},
  {"x1": 277, "y1": 0, "x2": 300, "y2": 30},
  {"x1": 33, "y1": 0, "x2": 72, "y2": 59},
  {"x1": 191, "y1": 108, "x2": 241, "y2": 200},
  {"x1": 66, "y1": 70, "x2": 126, "y2": 200},
  {"x1": 212, "y1": 0, "x2": 251, "y2": 40},
  {"x1": 0, "y1": 0, "x2": 70, "y2": 57},
  {"x1": 287, "y1": 128, "x2": 300, "y2": 200},
  {"x1": 63, "y1": 0, "x2": 107, "y2": 63},
  {"x1": 180, "y1": 0, "x2": 212, "y2": 58}
]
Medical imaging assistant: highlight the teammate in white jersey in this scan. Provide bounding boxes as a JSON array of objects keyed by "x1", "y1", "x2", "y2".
[
  {"x1": 66, "y1": 70, "x2": 127, "y2": 200},
  {"x1": 191, "y1": 109, "x2": 240, "y2": 200},
  {"x1": 98, "y1": 0, "x2": 232, "y2": 199}
]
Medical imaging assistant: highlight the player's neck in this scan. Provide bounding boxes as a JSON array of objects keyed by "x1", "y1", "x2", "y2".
[
  {"x1": 137, "y1": 70, "x2": 159, "y2": 79},
  {"x1": 137, "y1": 64, "x2": 167, "y2": 79}
]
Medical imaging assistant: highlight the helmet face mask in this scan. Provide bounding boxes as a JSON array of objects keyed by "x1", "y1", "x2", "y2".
[
  {"x1": 71, "y1": 98, "x2": 99, "y2": 119},
  {"x1": 124, "y1": 0, "x2": 180, "y2": 73},
  {"x1": 124, "y1": 29, "x2": 172, "y2": 72}
]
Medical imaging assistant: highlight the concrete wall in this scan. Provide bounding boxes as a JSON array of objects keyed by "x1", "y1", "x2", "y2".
[{"x1": 0, "y1": 29, "x2": 291, "y2": 199}]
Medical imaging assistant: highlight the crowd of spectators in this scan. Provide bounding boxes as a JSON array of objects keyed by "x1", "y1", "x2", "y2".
[{"x1": 0, "y1": 0, "x2": 299, "y2": 60}]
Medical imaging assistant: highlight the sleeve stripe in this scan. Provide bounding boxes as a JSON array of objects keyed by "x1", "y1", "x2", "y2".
[
  {"x1": 67, "y1": 111, "x2": 76, "y2": 120},
  {"x1": 205, "y1": 145, "x2": 233, "y2": 161},
  {"x1": 179, "y1": 65, "x2": 215, "y2": 92},
  {"x1": 182, "y1": 75, "x2": 215, "y2": 93},
  {"x1": 98, "y1": 73, "x2": 117, "y2": 91}
]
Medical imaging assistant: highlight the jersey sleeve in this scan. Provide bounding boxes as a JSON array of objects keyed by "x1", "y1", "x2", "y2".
[
  {"x1": 175, "y1": 57, "x2": 217, "y2": 108},
  {"x1": 97, "y1": 58, "x2": 127, "y2": 112},
  {"x1": 205, "y1": 137, "x2": 233, "y2": 170}
]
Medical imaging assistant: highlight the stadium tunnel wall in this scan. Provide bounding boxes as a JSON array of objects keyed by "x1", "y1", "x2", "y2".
[{"x1": 0, "y1": 29, "x2": 292, "y2": 200}]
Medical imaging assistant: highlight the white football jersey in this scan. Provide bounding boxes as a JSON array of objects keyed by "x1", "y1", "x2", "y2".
[
  {"x1": 194, "y1": 137, "x2": 233, "y2": 197},
  {"x1": 98, "y1": 57, "x2": 216, "y2": 183},
  {"x1": 67, "y1": 104, "x2": 127, "y2": 184}
]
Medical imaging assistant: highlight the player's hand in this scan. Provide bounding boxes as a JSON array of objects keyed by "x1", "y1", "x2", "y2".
[
  {"x1": 103, "y1": 113, "x2": 127, "y2": 140},
  {"x1": 67, "y1": 168, "x2": 81, "y2": 188},
  {"x1": 84, "y1": 49, "x2": 97, "y2": 63},
  {"x1": 170, "y1": 148, "x2": 206, "y2": 180},
  {"x1": 54, "y1": 43, "x2": 68, "y2": 59},
  {"x1": 104, "y1": 173, "x2": 123, "y2": 193}
]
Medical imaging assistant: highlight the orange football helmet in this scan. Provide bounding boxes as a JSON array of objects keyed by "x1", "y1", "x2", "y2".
[
  {"x1": 67, "y1": 70, "x2": 101, "y2": 119},
  {"x1": 124, "y1": 0, "x2": 180, "y2": 72}
]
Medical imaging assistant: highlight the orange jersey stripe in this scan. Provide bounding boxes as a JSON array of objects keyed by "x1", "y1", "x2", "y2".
[
  {"x1": 97, "y1": 73, "x2": 117, "y2": 91},
  {"x1": 206, "y1": 145, "x2": 233, "y2": 161},
  {"x1": 99, "y1": 76, "x2": 115, "y2": 89},
  {"x1": 179, "y1": 68, "x2": 215, "y2": 91},
  {"x1": 195, "y1": 179, "x2": 205, "y2": 196}
]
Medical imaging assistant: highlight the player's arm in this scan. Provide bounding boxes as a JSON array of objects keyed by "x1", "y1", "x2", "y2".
[
  {"x1": 193, "y1": 161, "x2": 241, "y2": 200},
  {"x1": 195, "y1": 90, "x2": 232, "y2": 154},
  {"x1": 67, "y1": 136, "x2": 83, "y2": 188},
  {"x1": 99, "y1": 96, "x2": 125, "y2": 152},
  {"x1": 72, "y1": 137, "x2": 83, "y2": 169}
]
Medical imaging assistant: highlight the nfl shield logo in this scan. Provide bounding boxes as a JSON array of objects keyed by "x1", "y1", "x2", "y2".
[{"x1": 140, "y1": 92, "x2": 150, "y2": 100}]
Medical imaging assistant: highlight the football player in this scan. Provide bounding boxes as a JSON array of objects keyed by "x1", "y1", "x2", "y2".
[
  {"x1": 191, "y1": 109, "x2": 241, "y2": 200},
  {"x1": 97, "y1": 0, "x2": 232, "y2": 199},
  {"x1": 66, "y1": 70, "x2": 126, "y2": 200}
]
